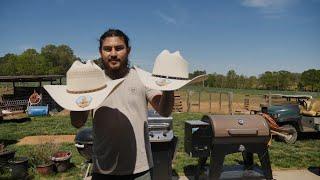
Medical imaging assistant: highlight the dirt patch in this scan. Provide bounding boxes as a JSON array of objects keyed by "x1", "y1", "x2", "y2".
[
  {"x1": 51, "y1": 109, "x2": 70, "y2": 116},
  {"x1": 17, "y1": 135, "x2": 75, "y2": 145}
]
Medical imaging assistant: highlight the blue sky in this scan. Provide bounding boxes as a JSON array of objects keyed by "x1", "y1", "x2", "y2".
[{"x1": 0, "y1": 0, "x2": 319, "y2": 76}]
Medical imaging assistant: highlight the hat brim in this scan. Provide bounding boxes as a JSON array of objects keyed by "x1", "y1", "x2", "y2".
[
  {"x1": 135, "y1": 66, "x2": 207, "y2": 91},
  {"x1": 44, "y1": 78, "x2": 124, "y2": 111}
]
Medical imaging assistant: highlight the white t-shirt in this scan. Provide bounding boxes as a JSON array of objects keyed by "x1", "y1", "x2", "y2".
[{"x1": 92, "y1": 68, "x2": 161, "y2": 175}]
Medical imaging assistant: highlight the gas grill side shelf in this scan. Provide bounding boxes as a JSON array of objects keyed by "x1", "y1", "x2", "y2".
[{"x1": 148, "y1": 123, "x2": 170, "y2": 129}]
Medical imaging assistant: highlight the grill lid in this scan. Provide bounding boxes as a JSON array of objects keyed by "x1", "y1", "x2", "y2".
[
  {"x1": 202, "y1": 115, "x2": 270, "y2": 137},
  {"x1": 75, "y1": 127, "x2": 93, "y2": 144}
]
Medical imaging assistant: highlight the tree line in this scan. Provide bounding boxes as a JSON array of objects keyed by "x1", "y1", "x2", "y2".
[
  {"x1": 190, "y1": 69, "x2": 320, "y2": 92},
  {"x1": 0, "y1": 44, "x2": 319, "y2": 92},
  {"x1": 0, "y1": 44, "x2": 77, "y2": 76}
]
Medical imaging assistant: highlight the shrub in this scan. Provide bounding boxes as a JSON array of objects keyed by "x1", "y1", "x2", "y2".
[{"x1": 27, "y1": 143, "x2": 60, "y2": 166}]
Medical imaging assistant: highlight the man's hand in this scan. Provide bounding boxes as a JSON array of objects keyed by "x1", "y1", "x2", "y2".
[
  {"x1": 151, "y1": 91, "x2": 174, "y2": 117},
  {"x1": 70, "y1": 111, "x2": 89, "y2": 128}
]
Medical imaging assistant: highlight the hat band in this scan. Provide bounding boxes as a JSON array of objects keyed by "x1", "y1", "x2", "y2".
[
  {"x1": 67, "y1": 84, "x2": 107, "y2": 94},
  {"x1": 152, "y1": 74, "x2": 188, "y2": 80}
]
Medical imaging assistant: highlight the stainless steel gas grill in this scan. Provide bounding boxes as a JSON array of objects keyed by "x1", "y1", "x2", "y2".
[
  {"x1": 148, "y1": 110, "x2": 178, "y2": 180},
  {"x1": 74, "y1": 111, "x2": 178, "y2": 180},
  {"x1": 148, "y1": 110, "x2": 174, "y2": 142},
  {"x1": 185, "y1": 115, "x2": 273, "y2": 180}
]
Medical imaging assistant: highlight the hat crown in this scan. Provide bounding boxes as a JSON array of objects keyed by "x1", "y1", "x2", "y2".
[
  {"x1": 152, "y1": 50, "x2": 188, "y2": 78},
  {"x1": 66, "y1": 61, "x2": 106, "y2": 92}
]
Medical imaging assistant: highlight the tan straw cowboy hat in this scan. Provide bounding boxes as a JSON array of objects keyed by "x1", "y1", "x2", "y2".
[
  {"x1": 44, "y1": 60, "x2": 124, "y2": 111},
  {"x1": 135, "y1": 49, "x2": 207, "y2": 91}
]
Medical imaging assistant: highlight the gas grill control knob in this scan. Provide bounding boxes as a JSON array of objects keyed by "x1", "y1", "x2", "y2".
[
  {"x1": 238, "y1": 119, "x2": 244, "y2": 125},
  {"x1": 163, "y1": 132, "x2": 167, "y2": 137},
  {"x1": 239, "y1": 144, "x2": 245, "y2": 152},
  {"x1": 150, "y1": 132, "x2": 154, "y2": 138}
]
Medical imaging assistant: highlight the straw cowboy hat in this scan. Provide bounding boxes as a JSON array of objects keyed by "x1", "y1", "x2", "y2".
[
  {"x1": 44, "y1": 60, "x2": 124, "y2": 111},
  {"x1": 135, "y1": 49, "x2": 207, "y2": 91}
]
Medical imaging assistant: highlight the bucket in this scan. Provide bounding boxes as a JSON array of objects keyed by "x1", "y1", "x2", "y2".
[
  {"x1": 51, "y1": 151, "x2": 72, "y2": 172},
  {"x1": 36, "y1": 162, "x2": 55, "y2": 175},
  {"x1": 27, "y1": 105, "x2": 48, "y2": 116}
]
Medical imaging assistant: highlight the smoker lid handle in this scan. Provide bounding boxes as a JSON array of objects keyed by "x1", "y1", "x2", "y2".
[
  {"x1": 228, "y1": 129, "x2": 258, "y2": 136},
  {"x1": 148, "y1": 123, "x2": 170, "y2": 128},
  {"x1": 75, "y1": 143, "x2": 84, "y2": 148}
]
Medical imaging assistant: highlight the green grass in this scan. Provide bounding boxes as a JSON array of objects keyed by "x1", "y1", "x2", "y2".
[
  {"x1": 0, "y1": 115, "x2": 92, "y2": 141},
  {"x1": 1, "y1": 113, "x2": 320, "y2": 178}
]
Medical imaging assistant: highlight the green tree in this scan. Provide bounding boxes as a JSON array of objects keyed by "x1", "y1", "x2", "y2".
[
  {"x1": 13, "y1": 48, "x2": 49, "y2": 75},
  {"x1": 237, "y1": 75, "x2": 246, "y2": 89},
  {"x1": 0, "y1": 44, "x2": 77, "y2": 76},
  {"x1": 41, "y1": 44, "x2": 76, "y2": 74},
  {"x1": 259, "y1": 71, "x2": 276, "y2": 90},
  {"x1": 189, "y1": 70, "x2": 206, "y2": 79},
  {"x1": 301, "y1": 69, "x2": 320, "y2": 91},
  {"x1": 216, "y1": 74, "x2": 226, "y2": 88},
  {"x1": 226, "y1": 70, "x2": 238, "y2": 88},
  {"x1": 0, "y1": 53, "x2": 18, "y2": 75},
  {"x1": 291, "y1": 73, "x2": 301, "y2": 91},
  {"x1": 277, "y1": 70, "x2": 292, "y2": 90},
  {"x1": 206, "y1": 73, "x2": 218, "y2": 87},
  {"x1": 246, "y1": 76, "x2": 258, "y2": 89},
  {"x1": 189, "y1": 70, "x2": 206, "y2": 86}
]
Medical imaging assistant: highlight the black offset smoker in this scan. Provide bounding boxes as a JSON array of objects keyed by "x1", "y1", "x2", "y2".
[{"x1": 185, "y1": 115, "x2": 273, "y2": 180}]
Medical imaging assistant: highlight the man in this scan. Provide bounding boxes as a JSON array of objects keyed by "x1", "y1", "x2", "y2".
[{"x1": 71, "y1": 29, "x2": 174, "y2": 180}]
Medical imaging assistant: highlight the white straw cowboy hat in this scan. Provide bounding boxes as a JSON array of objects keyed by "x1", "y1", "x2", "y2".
[
  {"x1": 135, "y1": 49, "x2": 207, "y2": 91},
  {"x1": 44, "y1": 60, "x2": 124, "y2": 111}
]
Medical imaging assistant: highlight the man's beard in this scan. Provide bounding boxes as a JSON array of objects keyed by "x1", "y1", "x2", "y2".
[{"x1": 103, "y1": 58, "x2": 130, "y2": 80}]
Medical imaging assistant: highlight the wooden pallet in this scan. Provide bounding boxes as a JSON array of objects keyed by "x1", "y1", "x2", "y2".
[
  {"x1": 244, "y1": 95, "x2": 250, "y2": 110},
  {"x1": 173, "y1": 92, "x2": 183, "y2": 112}
]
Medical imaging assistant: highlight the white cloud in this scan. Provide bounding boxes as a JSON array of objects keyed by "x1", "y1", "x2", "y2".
[
  {"x1": 242, "y1": 0, "x2": 273, "y2": 7},
  {"x1": 241, "y1": 0, "x2": 297, "y2": 18},
  {"x1": 242, "y1": 0, "x2": 291, "y2": 8},
  {"x1": 154, "y1": 10, "x2": 177, "y2": 25}
]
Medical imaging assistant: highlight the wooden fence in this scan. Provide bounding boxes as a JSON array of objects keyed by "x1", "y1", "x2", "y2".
[{"x1": 174, "y1": 90, "x2": 265, "y2": 114}]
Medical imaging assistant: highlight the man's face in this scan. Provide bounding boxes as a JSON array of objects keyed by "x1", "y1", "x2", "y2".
[{"x1": 100, "y1": 36, "x2": 130, "y2": 71}]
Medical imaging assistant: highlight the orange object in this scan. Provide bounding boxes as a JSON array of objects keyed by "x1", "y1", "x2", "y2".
[
  {"x1": 261, "y1": 113, "x2": 291, "y2": 134},
  {"x1": 28, "y1": 90, "x2": 41, "y2": 105}
]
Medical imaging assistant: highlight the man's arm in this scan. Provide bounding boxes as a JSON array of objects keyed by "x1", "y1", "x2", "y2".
[
  {"x1": 70, "y1": 111, "x2": 89, "y2": 128},
  {"x1": 150, "y1": 91, "x2": 174, "y2": 117}
]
